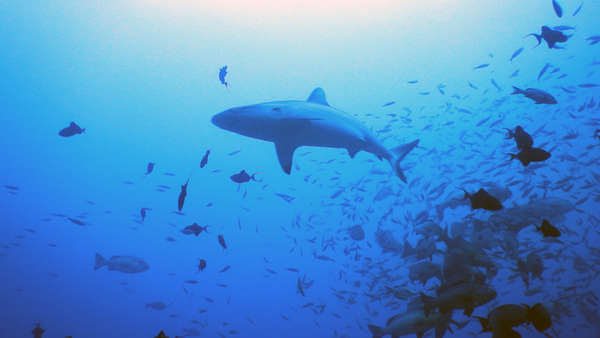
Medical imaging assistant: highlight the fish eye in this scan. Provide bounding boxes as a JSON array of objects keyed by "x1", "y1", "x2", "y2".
[{"x1": 272, "y1": 107, "x2": 281, "y2": 111}]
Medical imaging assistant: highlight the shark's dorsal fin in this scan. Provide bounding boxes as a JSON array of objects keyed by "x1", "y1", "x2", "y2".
[
  {"x1": 307, "y1": 88, "x2": 329, "y2": 106},
  {"x1": 275, "y1": 141, "x2": 298, "y2": 174}
]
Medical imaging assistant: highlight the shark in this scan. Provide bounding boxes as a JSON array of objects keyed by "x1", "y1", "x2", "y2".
[{"x1": 211, "y1": 88, "x2": 419, "y2": 182}]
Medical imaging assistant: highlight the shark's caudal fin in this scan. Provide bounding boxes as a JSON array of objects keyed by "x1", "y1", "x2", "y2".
[
  {"x1": 388, "y1": 139, "x2": 419, "y2": 183},
  {"x1": 94, "y1": 253, "x2": 107, "y2": 270}
]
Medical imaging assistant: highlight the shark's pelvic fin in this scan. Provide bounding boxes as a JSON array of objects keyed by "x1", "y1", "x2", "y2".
[
  {"x1": 275, "y1": 141, "x2": 298, "y2": 174},
  {"x1": 307, "y1": 87, "x2": 329, "y2": 106}
]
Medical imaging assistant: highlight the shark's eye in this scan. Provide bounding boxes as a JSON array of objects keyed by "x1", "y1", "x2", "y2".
[{"x1": 272, "y1": 107, "x2": 281, "y2": 111}]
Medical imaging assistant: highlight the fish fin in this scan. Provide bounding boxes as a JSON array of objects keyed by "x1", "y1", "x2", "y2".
[
  {"x1": 274, "y1": 141, "x2": 298, "y2": 175},
  {"x1": 525, "y1": 33, "x2": 542, "y2": 46},
  {"x1": 306, "y1": 87, "x2": 329, "y2": 106},
  {"x1": 367, "y1": 324, "x2": 385, "y2": 338},
  {"x1": 347, "y1": 146, "x2": 360, "y2": 158},
  {"x1": 511, "y1": 86, "x2": 523, "y2": 95},
  {"x1": 474, "y1": 316, "x2": 490, "y2": 332},
  {"x1": 388, "y1": 139, "x2": 419, "y2": 183},
  {"x1": 420, "y1": 292, "x2": 436, "y2": 317},
  {"x1": 463, "y1": 306, "x2": 474, "y2": 317},
  {"x1": 503, "y1": 128, "x2": 514, "y2": 139},
  {"x1": 416, "y1": 332, "x2": 424, "y2": 338},
  {"x1": 94, "y1": 253, "x2": 107, "y2": 270}
]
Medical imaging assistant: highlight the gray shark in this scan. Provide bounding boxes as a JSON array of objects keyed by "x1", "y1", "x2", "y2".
[{"x1": 211, "y1": 88, "x2": 419, "y2": 182}]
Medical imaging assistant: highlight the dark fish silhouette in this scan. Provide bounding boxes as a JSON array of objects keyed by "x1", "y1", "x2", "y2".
[
  {"x1": 200, "y1": 150, "x2": 210, "y2": 168},
  {"x1": 382, "y1": 101, "x2": 395, "y2": 107},
  {"x1": 32, "y1": 323, "x2": 45, "y2": 338},
  {"x1": 509, "y1": 147, "x2": 551, "y2": 166},
  {"x1": 155, "y1": 330, "x2": 168, "y2": 338},
  {"x1": 462, "y1": 188, "x2": 503, "y2": 211},
  {"x1": 181, "y1": 223, "x2": 208, "y2": 236},
  {"x1": 94, "y1": 253, "x2": 149, "y2": 273},
  {"x1": 67, "y1": 217, "x2": 86, "y2": 226},
  {"x1": 297, "y1": 277, "x2": 305, "y2": 296},
  {"x1": 140, "y1": 208, "x2": 150, "y2": 222},
  {"x1": 504, "y1": 126, "x2": 533, "y2": 150},
  {"x1": 198, "y1": 259, "x2": 207, "y2": 272},
  {"x1": 537, "y1": 63, "x2": 551, "y2": 80},
  {"x1": 145, "y1": 162, "x2": 155, "y2": 175},
  {"x1": 527, "y1": 26, "x2": 570, "y2": 49},
  {"x1": 219, "y1": 66, "x2": 228, "y2": 88},
  {"x1": 230, "y1": 170, "x2": 259, "y2": 183},
  {"x1": 473, "y1": 63, "x2": 490, "y2": 70},
  {"x1": 536, "y1": 219, "x2": 561, "y2": 237},
  {"x1": 178, "y1": 179, "x2": 189, "y2": 211},
  {"x1": 552, "y1": 0, "x2": 562, "y2": 17},
  {"x1": 218, "y1": 234, "x2": 227, "y2": 249},
  {"x1": 512, "y1": 86, "x2": 557, "y2": 104},
  {"x1": 58, "y1": 122, "x2": 85, "y2": 137}
]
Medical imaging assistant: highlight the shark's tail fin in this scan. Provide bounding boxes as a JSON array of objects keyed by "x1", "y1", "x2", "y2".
[
  {"x1": 389, "y1": 139, "x2": 419, "y2": 183},
  {"x1": 94, "y1": 253, "x2": 107, "y2": 270}
]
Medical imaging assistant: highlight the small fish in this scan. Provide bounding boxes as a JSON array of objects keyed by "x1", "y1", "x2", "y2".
[
  {"x1": 219, "y1": 66, "x2": 228, "y2": 88},
  {"x1": 510, "y1": 47, "x2": 524, "y2": 62},
  {"x1": 4, "y1": 185, "x2": 19, "y2": 191},
  {"x1": 297, "y1": 277, "x2": 305, "y2": 296},
  {"x1": 462, "y1": 188, "x2": 503, "y2": 211},
  {"x1": 510, "y1": 70, "x2": 519, "y2": 78},
  {"x1": 537, "y1": 63, "x2": 551, "y2": 81},
  {"x1": 200, "y1": 150, "x2": 210, "y2": 168},
  {"x1": 536, "y1": 219, "x2": 561, "y2": 237},
  {"x1": 67, "y1": 217, "x2": 86, "y2": 226},
  {"x1": 490, "y1": 78, "x2": 501, "y2": 92},
  {"x1": 527, "y1": 26, "x2": 570, "y2": 49},
  {"x1": 572, "y1": 2, "x2": 583, "y2": 16},
  {"x1": 198, "y1": 259, "x2": 207, "y2": 272},
  {"x1": 58, "y1": 121, "x2": 85, "y2": 137},
  {"x1": 181, "y1": 223, "x2": 208, "y2": 236},
  {"x1": 219, "y1": 265, "x2": 231, "y2": 273},
  {"x1": 407, "y1": 80, "x2": 418, "y2": 84},
  {"x1": 468, "y1": 82, "x2": 478, "y2": 90},
  {"x1": 509, "y1": 147, "x2": 551, "y2": 166},
  {"x1": 504, "y1": 126, "x2": 533, "y2": 150},
  {"x1": 140, "y1": 208, "x2": 150, "y2": 222},
  {"x1": 473, "y1": 63, "x2": 490, "y2": 70},
  {"x1": 145, "y1": 162, "x2": 155, "y2": 175},
  {"x1": 552, "y1": 0, "x2": 563, "y2": 18},
  {"x1": 382, "y1": 101, "x2": 395, "y2": 107},
  {"x1": 178, "y1": 179, "x2": 189, "y2": 211},
  {"x1": 218, "y1": 234, "x2": 227, "y2": 249},
  {"x1": 275, "y1": 193, "x2": 295, "y2": 203},
  {"x1": 230, "y1": 170, "x2": 260, "y2": 183},
  {"x1": 578, "y1": 83, "x2": 599, "y2": 88},
  {"x1": 511, "y1": 86, "x2": 557, "y2": 104},
  {"x1": 553, "y1": 25, "x2": 575, "y2": 31}
]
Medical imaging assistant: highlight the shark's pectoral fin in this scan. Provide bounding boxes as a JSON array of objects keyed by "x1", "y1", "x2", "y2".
[{"x1": 275, "y1": 141, "x2": 298, "y2": 174}]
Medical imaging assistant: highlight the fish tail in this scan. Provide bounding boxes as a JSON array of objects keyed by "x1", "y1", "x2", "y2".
[
  {"x1": 459, "y1": 188, "x2": 469, "y2": 200},
  {"x1": 503, "y1": 128, "x2": 514, "y2": 139},
  {"x1": 420, "y1": 292, "x2": 436, "y2": 317},
  {"x1": 511, "y1": 86, "x2": 523, "y2": 95},
  {"x1": 94, "y1": 253, "x2": 107, "y2": 270},
  {"x1": 525, "y1": 33, "x2": 542, "y2": 46},
  {"x1": 507, "y1": 153, "x2": 517, "y2": 160},
  {"x1": 388, "y1": 139, "x2": 419, "y2": 183},
  {"x1": 474, "y1": 316, "x2": 490, "y2": 332},
  {"x1": 367, "y1": 324, "x2": 385, "y2": 338}
]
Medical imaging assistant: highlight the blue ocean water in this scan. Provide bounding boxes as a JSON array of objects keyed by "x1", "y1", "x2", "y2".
[{"x1": 1, "y1": 1, "x2": 600, "y2": 337}]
